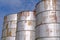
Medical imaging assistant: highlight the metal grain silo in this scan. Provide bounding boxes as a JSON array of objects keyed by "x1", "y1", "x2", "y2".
[
  {"x1": 36, "y1": 0, "x2": 60, "y2": 40},
  {"x1": 16, "y1": 11, "x2": 36, "y2": 40},
  {"x1": 2, "y1": 14, "x2": 17, "y2": 40}
]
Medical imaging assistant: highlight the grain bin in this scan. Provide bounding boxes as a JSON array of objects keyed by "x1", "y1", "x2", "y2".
[
  {"x1": 36, "y1": 0, "x2": 60, "y2": 40},
  {"x1": 2, "y1": 14, "x2": 17, "y2": 40},
  {"x1": 16, "y1": 11, "x2": 36, "y2": 40}
]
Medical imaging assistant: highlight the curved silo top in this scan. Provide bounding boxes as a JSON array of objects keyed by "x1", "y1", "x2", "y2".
[
  {"x1": 4, "y1": 14, "x2": 17, "y2": 22},
  {"x1": 35, "y1": 0, "x2": 43, "y2": 7},
  {"x1": 17, "y1": 11, "x2": 36, "y2": 21},
  {"x1": 35, "y1": 0, "x2": 60, "y2": 14},
  {"x1": 3, "y1": 13, "x2": 17, "y2": 29}
]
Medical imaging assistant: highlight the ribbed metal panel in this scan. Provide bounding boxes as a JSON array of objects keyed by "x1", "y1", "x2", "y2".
[
  {"x1": 36, "y1": 11, "x2": 60, "y2": 25},
  {"x1": 36, "y1": 23, "x2": 60, "y2": 38},
  {"x1": 16, "y1": 31, "x2": 35, "y2": 40},
  {"x1": 36, "y1": 0, "x2": 60, "y2": 40},
  {"x1": 17, "y1": 20, "x2": 36, "y2": 31},
  {"x1": 17, "y1": 11, "x2": 36, "y2": 21},
  {"x1": 16, "y1": 11, "x2": 36, "y2": 40},
  {"x1": 2, "y1": 29, "x2": 16, "y2": 37},
  {"x1": 3, "y1": 20, "x2": 17, "y2": 30},
  {"x1": 2, "y1": 14, "x2": 17, "y2": 40},
  {"x1": 36, "y1": 0, "x2": 60, "y2": 13},
  {"x1": 2, "y1": 37, "x2": 15, "y2": 40},
  {"x1": 36, "y1": 38, "x2": 60, "y2": 40}
]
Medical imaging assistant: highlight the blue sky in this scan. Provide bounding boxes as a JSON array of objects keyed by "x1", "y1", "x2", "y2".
[{"x1": 0, "y1": 0, "x2": 39, "y2": 40}]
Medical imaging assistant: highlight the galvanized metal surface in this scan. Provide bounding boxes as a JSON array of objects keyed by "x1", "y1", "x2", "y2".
[
  {"x1": 2, "y1": 37, "x2": 15, "y2": 40},
  {"x1": 2, "y1": 14, "x2": 17, "y2": 40},
  {"x1": 16, "y1": 11, "x2": 36, "y2": 40},
  {"x1": 3, "y1": 14, "x2": 17, "y2": 29},
  {"x1": 36, "y1": 0, "x2": 60, "y2": 13},
  {"x1": 36, "y1": 23, "x2": 60, "y2": 38},
  {"x1": 4, "y1": 14, "x2": 17, "y2": 22},
  {"x1": 36, "y1": 38, "x2": 60, "y2": 40},
  {"x1": 17, "y1": 20, "x2": 36, "y2": 31},
  {"x1": 36, "y1": 11, "x2": 60, "y2": 25},
  {"x1": 3, "y1": 21, "x2": 17, "y2": 29},
  {"x1": 17, "y1": 11, "x2": 36, "y2": 21},
  {"x1": 36, "y1": 0, "x2": 60, "y2": 40},
  {"x1": 2, "y1": 28, "x2": 16, "y2": 37},
  {"x1": 16, "y1": 31, "x2": 35, "y2": 40}
]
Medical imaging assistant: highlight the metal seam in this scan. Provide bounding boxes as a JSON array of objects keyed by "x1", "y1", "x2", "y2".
[
  {"x1": 36, "y1": 36, "x2": 60, "y2": 40},
  {"x1": 36, "y1": 22, "x2": 60, "y2": 28},
  {"x1": 36, "y1": 10, "x2": 60, "y2": 16},
  {"x1": 2, "y1": 28, "x2": 16, "y2": 31},
  {"x1": 16, "y1": 30, "x2": 35, "y2": 32},
  {"x1": 17, "y1": 20, "x2": 36, "y2": 23},
  {"x1": 1, "y1": 36, "x2": 16, "y2": 38}
]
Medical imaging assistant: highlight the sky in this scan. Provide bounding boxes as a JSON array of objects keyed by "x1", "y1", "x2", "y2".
[{"x1": 0, "y1": 0, "x2": 39, "y2": 40}]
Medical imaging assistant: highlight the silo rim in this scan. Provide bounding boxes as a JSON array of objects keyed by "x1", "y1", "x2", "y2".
[
  {"x1": 35, "y1": 0, "x2": 43, "y2": 7},
  {"x1": 4, "y1": 13, "x2": 17, "y2": 17},
  {"x1": 17, "y1": 10, "x2": 35, "y2": 14}
]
